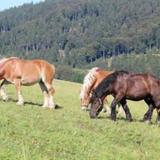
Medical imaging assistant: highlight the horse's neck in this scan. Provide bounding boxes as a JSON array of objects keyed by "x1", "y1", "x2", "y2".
[
  {"x1": 93, "y1": 70, "x2": 112, "y2": 87},
  {"x1": 101, "y1": 70, "x2": 113, "y2": 77},
  {"x1": 84, "y1": 69, "x2": 111, "y2": 92},
  {"x1": 81, "y1": 73, "x2": 97, "y2": 98}
]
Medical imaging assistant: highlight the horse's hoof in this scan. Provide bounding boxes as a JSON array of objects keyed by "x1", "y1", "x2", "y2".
[
  {"x1": 129, "y1": 118, "x2": 133, "y2": 122},
  {"x1": 144, "y1": 120, "x2": 151, "y2": 124},
  {"x1": 157, "y1": 121, "x2": 160, "y2": 126},
  {"x1": 2, "y1": 96, "x2": 9, "y2": 101},
  {"x1": 49, "y1": 105, "x2": 55, "y2": 110},
  {"x1": 106, "y1": 111, "x2": 111, "y2": 116},
  {"x1": 126, "y1": 117, "x2": 133, "y2": 122},
  {"x1": 16, "y1": 101, "x2": 24, "y2": 106},
  {"x1": 102, "y1": 108, "x2": 107, "y2": 113},
  {"x1": 42, "y1": 105, "x2": 48, "y2": 108},
  {"x1": 111, "y1": 117, "x2": 116, "y2": 121}
]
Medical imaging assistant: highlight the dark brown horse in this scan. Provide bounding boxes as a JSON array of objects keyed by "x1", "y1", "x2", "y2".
[{"x1": 89, "y1": 71, "x2": 160, "y2": 123}]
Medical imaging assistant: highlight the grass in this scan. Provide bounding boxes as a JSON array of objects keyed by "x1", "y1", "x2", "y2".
[{"x1": 0, "y1": 79, "x2": 160, "y2": 160}]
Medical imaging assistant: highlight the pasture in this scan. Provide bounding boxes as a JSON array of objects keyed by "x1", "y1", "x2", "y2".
[{"x1": 0, "y1": 79, "x2": 160, "y2": 160}]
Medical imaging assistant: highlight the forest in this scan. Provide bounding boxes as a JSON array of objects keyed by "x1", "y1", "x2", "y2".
[{"x1": 0, "y1": 0, "x2": 160, "y2": 81}]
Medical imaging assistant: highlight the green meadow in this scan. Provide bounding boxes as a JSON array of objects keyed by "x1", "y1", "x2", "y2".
[{"x1": 0, "y1": 79, "x2": 160, "y2": 160}]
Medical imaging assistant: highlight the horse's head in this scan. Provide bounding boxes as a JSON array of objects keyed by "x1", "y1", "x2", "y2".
[{"x1": 89, "y1": 92, "x2": 103, "y2": 118}]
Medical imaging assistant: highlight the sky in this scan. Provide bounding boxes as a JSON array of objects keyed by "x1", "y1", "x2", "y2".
[{"x1": 0, "y1": 0, "x2": 45, "y2": 11}]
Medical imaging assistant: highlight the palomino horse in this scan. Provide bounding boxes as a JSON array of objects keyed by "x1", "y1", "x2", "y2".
[
  {"x1": 90, "y1": 71, "x2": 160, "y2": 124},
  {"x1": 0, "y1": 57, "x2": 55, "y2": 109},
  {"x1": 80, "y1": 67, "x2": 123, "y2": 115}
]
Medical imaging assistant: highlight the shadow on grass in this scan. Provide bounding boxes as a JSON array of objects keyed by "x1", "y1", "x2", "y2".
[
  {"x1": 96, "y1": 115, "x2": 153, "y2": 124},
  {"x1": 0, "y1": 98, "x2": 63, "y2": 109}
]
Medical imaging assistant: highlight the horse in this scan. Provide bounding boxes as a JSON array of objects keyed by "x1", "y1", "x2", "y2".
[
  {"x1": 89, "y1": 71, "x2": 160, "y2": 124},
  {"x1": 0, "y1": 57, "x2": 55, "y2": 109},
  {"x1": 80, "y1": 67, "x2": 123, "y2": 115}
]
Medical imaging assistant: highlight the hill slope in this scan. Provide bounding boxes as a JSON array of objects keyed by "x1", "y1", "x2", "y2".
[{"x1": 0, "y1": 79, "x2": 160, "y2": 159}]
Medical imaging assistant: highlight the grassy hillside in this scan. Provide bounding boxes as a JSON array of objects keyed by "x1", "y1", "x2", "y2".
[{"x1": 0, "y1": 79, "x2": 160, "y2": 160}]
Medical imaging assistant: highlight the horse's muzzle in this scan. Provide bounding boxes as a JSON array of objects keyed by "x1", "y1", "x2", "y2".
[
  {"x1": 81, "y1": 105, "x2": 91, "y2": 111},
  {"x1": 89, "y1": 111, "x2": 97, "y2": 119},
  {"x1": 81, "y1": 106, "x2": 87, "y2": 110}
]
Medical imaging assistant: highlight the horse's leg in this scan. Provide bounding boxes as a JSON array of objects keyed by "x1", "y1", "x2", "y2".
[
  {"x1": 111, "y1": 93, "x2": 125, "y2": 121},
  {"x1": 156, "y1": 108, "x2": 160, "y2": 124},
  {"x1": 41, "y1": 78, "x2": 55, "y2": 109},
  {"x1": 152, "y1": 98, "x2": 160, "y2": 124},
  {"x1": 14, "y1": 79, "x2": 24, "y2": 105},
  {"x1": 117, "y1": 105, "x2": 125, "y2": 116},
  {"x1": 110, "y1": 98, "x2": 117, "y2": 121},
  {"x1": 120, "y1": 99, "x2": 132, "y2": 121},
  {"x1": 39, "y1": 81, "x2": 49, "y2": 108},
  {"x1": 102, "y1": 98, "x2": 111, "y2": 115},
  {"x1": 45, "y1": 83, "x2": 55, "y2": 109},
  {"x1": 117, "y1": 105, "x2": 125, "y2": 117},
  {"x1": 0, "y1": 80, "x2": 9, "y2": 101},
  {"x1": 143, "y1": 97, "x2": 155, "y2": 123},
  {"x1": 151, "y1": 96, "x2": 160, "y2": 124}
]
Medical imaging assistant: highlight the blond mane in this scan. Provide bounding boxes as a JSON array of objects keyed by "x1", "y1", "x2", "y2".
[
  {"x1": 80, "y1": 67, "x2": 99, "y2": 99},
  {"x1": 0, "y1": 57, "x2": 19, "y2": 64}
]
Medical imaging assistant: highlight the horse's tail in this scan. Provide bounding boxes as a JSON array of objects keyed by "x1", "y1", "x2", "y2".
[{"x1": 51, "y1": 64, "x2": 55, "y2": 78}]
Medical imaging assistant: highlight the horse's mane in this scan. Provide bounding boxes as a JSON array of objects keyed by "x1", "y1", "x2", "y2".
[
  {"x1": 0, "y1": 57, "x2": 19, "y2": 67},
  {"x1": 80, "y1": 67, "x2": 100, "y2": 99},
  {"x1": 91, "y1": 70, "x2": 129, "y2": 99},
  {"x1": 0, "y1": 57, "x2": 19, "y2": 64}
]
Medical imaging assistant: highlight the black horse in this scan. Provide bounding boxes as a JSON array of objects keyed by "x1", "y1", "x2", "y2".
[{"x1": 89, "y1": 71, "x2": 160, "y2": 123}]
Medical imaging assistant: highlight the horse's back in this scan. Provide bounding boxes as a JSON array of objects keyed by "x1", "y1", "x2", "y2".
[
  {"x1": 21, "y1": 59, "x2": 55, "y2": 81},
  {"x1": 19, "y1": 59, "x2": 54, "y2": 72},
  {"x1": 128, "y1": 73, "x2": 160, "y2": 89},
  {"x1": 32, "y1": 59, "x2": 55, "y2": 80},
  {"x1": 1, "y1": 58, "x2": 55, "y2": 85},
  {"x1": 30, "y1": 59, "x2": 55, "y2": 74},
  {"x1": 125, "y1": 73, "x2": 160, "y2": 100}
]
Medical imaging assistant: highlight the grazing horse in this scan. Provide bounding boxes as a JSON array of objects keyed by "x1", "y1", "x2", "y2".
[
  {"x1": 80, "y1": 67, "x2": 123, "y2": 115},
  {"x1": 0, "y1": 57, "x2": 55, "y2": 109},
  {"x1": 90, "y1": 71, "x2": 160, "y2": 123}
]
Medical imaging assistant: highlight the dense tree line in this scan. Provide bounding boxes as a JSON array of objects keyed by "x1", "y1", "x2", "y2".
[
  {"x1": 57, "y1": 49, "x2": 160, "y2": 83},
  {"x1": 87, "y1": 48, "x2": 160, "y2": 76},
  {"x1": 0, "y1": 0, "x2": 160, "y2": 81}
]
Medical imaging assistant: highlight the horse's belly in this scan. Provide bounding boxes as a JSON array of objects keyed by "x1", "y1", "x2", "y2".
[
  {"x1": 125, "y1": 84, "x2": 149, "y2": 100},
  {"x1": 126, "y1": 92, "x2": 148, "y2": 101},
  {"x1": 21, "y1": 77, "x2": 40, "y2": 86},
  {"x1": 126, "y1": 96, "x2": 145, "y2": 101}
]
